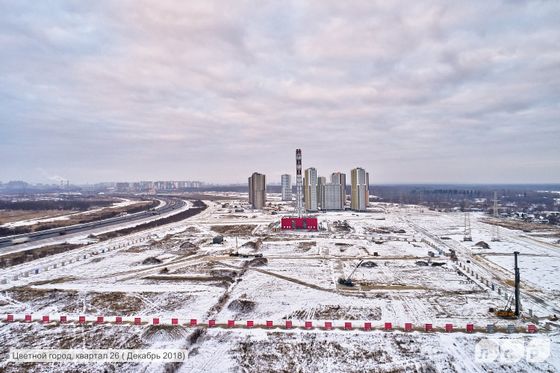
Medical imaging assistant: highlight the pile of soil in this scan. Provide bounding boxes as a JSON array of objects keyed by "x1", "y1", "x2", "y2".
[
  {"x1": 210, "y1": 269, "x2": 238, "y2": 277},
  {"x1": 227, "y1": 298, "x2": 256, "y2": 314},
  {"x1": 431, "y1": 262, "x2": 446, "y2": 267},
  {"x1": 242, "y1": 239, "x2": 263, "y2": 250},
  {"x1": 361, "y1": 261, "x2": 378, "y2": 268},
  {"x1": 142, "y1": 325, "x2": 188, "y2": 342},
  {"x1": 474, "y1": 241, "x2": 490, "y2": 249},
  {"x1": 248, "y1": 257, "x2": 268, "y2": 267},
  {"x1": 142, "y1": 257, "x2": 162, "y2": 265},
  {"x1": 211, "y1": 225, "x2": 256, "y2": 235}
]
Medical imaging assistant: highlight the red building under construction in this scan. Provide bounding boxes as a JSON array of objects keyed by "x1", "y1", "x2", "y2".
[
  {"x1": 281, "y1": 217, "x2": 318, "y2": 230},
  {"x1": 280, "y1": 149, "x2": 318, "y2": 231}
]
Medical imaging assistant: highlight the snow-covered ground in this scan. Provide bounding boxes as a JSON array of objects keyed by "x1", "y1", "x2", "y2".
[{"x1": 0, "y1": 196, "x2": 559, "y2": 372}]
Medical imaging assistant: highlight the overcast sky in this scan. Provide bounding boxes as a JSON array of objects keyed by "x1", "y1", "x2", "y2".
[{"x1": 1, "y1": 1, "x2": 559, "y2": 185}]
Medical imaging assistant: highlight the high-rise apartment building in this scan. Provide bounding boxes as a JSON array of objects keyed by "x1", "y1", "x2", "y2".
[
  {"x1": 281, "y1": 174, "x2": 292, "y2": 201},
  {"x1": 303, "y1": 167, "x2": 318, "y2": 212},
  {"x1": 351, "y1": 167, "x2": 369, "y2": 211},
  {"x1": 331, "y1": 172, "x2": 347, "y2": 208},
  {"x1": 248, "y1": 172, "x2": 266, "y2": 209},
  {"x1": 321, "y1": 182, "x2": 344, "y2": 210},
  {"x1": 317, "y1": 176, "x2": 326, "y2": 210}
]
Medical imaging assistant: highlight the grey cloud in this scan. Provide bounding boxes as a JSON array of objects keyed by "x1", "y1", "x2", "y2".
[{"x1": 0, "y1": 0, "x2": 559, "y2": 184}]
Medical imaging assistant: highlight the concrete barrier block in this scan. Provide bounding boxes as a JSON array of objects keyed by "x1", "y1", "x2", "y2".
[{"x1": 486, "y1": 324, "x2": 495, "y2": 333}]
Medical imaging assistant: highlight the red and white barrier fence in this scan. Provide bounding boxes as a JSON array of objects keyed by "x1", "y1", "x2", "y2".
[{"x1": 1, "y1": 314, "x2": 540, "y2": 334}]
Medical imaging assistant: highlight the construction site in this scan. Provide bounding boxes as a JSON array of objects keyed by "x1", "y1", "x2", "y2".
[{"x1": 0, "y1": 188, "x2": 559, "y2": 372}]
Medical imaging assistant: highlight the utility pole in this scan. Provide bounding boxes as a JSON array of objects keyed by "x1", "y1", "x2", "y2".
[
  {"x1": 491, "y1": 191, "x2": 500, "y2": 242},
  {"x1": 463, "y1": 199, "x2": 472, "y2": 242},
  {"x1": 464, "y1": 211, "x2": 472, "y2": 241}
]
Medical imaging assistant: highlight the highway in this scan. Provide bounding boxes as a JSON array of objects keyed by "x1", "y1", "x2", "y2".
[{"x1": 0, "y1": 197, "x2": 186, "y2": 251}]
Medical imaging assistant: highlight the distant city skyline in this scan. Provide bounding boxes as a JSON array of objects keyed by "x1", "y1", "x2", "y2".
[{"x1": 1, "y1": 1, "x2": 559, "y2": 184}]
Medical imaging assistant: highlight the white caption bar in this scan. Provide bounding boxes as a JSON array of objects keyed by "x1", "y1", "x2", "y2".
[{"x1": 8, "y1": 349, "x2": 188, "y2": 363}]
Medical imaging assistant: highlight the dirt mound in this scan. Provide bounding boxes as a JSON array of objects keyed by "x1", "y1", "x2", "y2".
[
  {"x1": 298, "y1": 241, "x2": 316, "y2": 251},
  {"x1": 90, "y1": 292, "x2": 143, "y2": 314},
  {"x1": 142, "y1": 257, "x2": 162, "y2": 265},
  {"x1": 360, "y1": 261, "x2": 378, "y2": 268},
  {"x1": 210, "y1": 269, "x2": 238, "y2": 277},
  {"x1": 211, "y1": 225, "x2": 256, "y2": 235},
  {"x1": 228, "y1": 298, "x2": 256, "y2": 314},
  {"x1": 142, "y1": 325, "x2": 189, "y2": 342},
  {"x1": 248, "y1": 257, "x2": 268, "y2": 267},
  {"x1": 474, "y1": 241, "x2": 490, "y2": 249},
  {"x1": 242, "y1": 239, "x2": 263, "y2": 250},
  {"x1": 415, "y1": 261, "x2": 429, "y2": 266},
  {"x1": 180, "y1": 241, "x2": 198, "y2": 249}
]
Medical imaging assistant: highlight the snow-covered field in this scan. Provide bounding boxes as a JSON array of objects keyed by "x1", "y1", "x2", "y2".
[{"x1": 0, "y1": 195, "x2": 559, "y2": 372}]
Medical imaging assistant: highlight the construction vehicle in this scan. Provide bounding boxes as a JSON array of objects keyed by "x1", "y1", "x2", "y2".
[
  {"x1": 495, "y1": 251, "x2": 521, "y2": 319},
  {"x1": 495, "y1": 295, "x2": 516, "y2": 318},
  {"x1": 338, "y1": 260, "x2": 364, "y2": 287}
]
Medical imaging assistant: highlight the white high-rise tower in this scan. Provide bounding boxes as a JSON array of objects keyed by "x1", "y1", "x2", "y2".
[{"x1": 281, "y1": 174, "x2": 292, "y2": 201}]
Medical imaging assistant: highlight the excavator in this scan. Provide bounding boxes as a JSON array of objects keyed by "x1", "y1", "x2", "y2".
[{"x1": 338, "y1": 260, "x2": 364, "y2": 287}]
